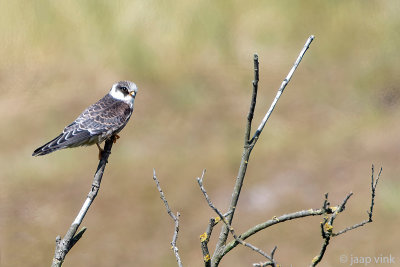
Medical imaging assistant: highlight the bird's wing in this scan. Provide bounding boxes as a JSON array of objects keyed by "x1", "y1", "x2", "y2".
[
  {"x1": 70, "y1": 94, "x2": 132, "y2": 136},
  {"x1": 32, "y1": 94, "x2": 132, "y2": 156},
  {"x1": 31, "y1": 128, "x2": 93, "y2": 156}
]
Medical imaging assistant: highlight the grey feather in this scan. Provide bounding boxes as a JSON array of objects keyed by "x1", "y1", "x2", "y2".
[{"x1": 32, "y1": 82, "x2": 135, "y2": 157}]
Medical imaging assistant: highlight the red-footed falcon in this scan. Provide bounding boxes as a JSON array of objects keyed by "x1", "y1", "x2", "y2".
[{"x1": 32, "y1": 80, "x2": 137, "y2": 157}]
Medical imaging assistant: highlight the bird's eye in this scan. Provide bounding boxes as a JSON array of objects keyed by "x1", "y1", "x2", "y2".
[{"x1": 120, "y1": 86, "x2": 128, "y2": 94}]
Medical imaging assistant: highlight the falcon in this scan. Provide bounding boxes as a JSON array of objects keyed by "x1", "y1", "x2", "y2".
[{"x1": 32, "y1": 80, "x2": 138, "y2": 157}]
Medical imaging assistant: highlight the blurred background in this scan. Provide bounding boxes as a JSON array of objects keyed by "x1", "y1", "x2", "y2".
[{"x1": 1, "y1": 1, "x2": 399, "y2": 266}]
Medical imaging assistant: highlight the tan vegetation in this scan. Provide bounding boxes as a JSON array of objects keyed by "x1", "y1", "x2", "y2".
[{"x1": 1, "y1": 1, "x2": 399, "y2": 266}]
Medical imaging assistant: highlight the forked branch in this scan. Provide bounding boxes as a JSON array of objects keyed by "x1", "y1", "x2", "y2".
[
  {"x1": 213, "y1": 35, "x2": 315, "y2": 266},
  {"x1": 197, "y1": 170, "x2": 278, "y2": 267},
  {"x1": 310, "y1": 165, "x2": 382, "y2": 266},
  {"x1": 250, "y1": 35, "x2": 315, "y2": 145}
]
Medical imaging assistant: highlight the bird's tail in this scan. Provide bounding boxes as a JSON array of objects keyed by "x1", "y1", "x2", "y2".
[{"x1": 32, "y1": 133, "x2": 66, "y2": 156}]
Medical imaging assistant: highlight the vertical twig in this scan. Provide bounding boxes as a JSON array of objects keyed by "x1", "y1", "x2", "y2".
[
  {"x1": 152, "y1": 170, "x2": 183, "y2": 267},
  {"x1": 331, "y1": 165, "x2": 382, "y2": 237},
  {"x1": 245, "y1": 54, "x2": 259, "y2": 143},
  {"x1": 51, "y1": 135, "x2": 116, "y2": 267},
  {"x1": 368, "y1": 165, "x2": 381, "y2": 222},
  {"x1": 200, "y1": 218, "x2": 215, "y2": 267},
  {"x1": 310, "y1": 192, "x2": 353, "y2": 266}
]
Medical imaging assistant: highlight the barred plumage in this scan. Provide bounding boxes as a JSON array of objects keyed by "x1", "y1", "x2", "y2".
[{"x1": 32, "y1": 81, "x2": 137, "y2": 156}]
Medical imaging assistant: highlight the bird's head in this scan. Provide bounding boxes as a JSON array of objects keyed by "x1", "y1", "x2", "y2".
[{"x1": 109, "y1": 80, "x2": 138, "y2": 106}]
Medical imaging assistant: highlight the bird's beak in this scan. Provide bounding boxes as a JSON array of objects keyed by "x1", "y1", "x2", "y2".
[{"x1": 129, "y1": 91, "x2": 136, "y2": 97}]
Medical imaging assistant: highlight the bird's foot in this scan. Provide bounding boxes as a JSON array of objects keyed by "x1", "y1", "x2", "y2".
[
  {"x1": 113, "y1": 134, "x2": 120, "y2": 144},
  {"x1": 96, "y1": 143, "x2": 104, "y2": 160}
]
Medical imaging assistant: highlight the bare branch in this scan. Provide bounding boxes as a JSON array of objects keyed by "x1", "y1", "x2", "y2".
[
  {"x1": 250, "y1": 35, "x2": 314, "y2": 144},
  {"x1": 69, "y1": 227, "x2": 87, "y2": 249},
  {"x1": 200, "y1": 218, "x2": 215, "y2": 267},
  {"x1": 253, "y1": 247, "x2": 277, "y2": 267},
  {"x1": 223, "y1": 207, "x2": 327, "y2": 257},
  {"x1": 152, "y1": 169, "x2": 183, "y2": 267},
  {"x1": 214, "y1": 35, "x2": 315, "y2": 266},
  {"x1": 245, "y1": 54, "x2": 259, "y2": 143},
  {"x1": 310, "y1": 218, "x2": 331, "y2": 267},
  {"x1": 310, "y1": 192, "x2": 353, "y2": 266},
  {"x1": 368, "y1": 164, "x2": 381, "y2": 221},
  {"x1": 197, "y1": 171, "x2": 277, "y2": 266},
  {"x1": 200, "y1": 210, "x2": 234, "y2": 267},
  {"x1": 333, "y1": 165, "x2": 382, "y2": 237},
  {"x1": 51, "y1": 135, "x2": 116, "y2": 267},
  {"x1": 222, "y1": 191, "x2": 344, "y2": 257},
  {"x1": 311, "y1": 166, "x2": 381, "y2": 266}
]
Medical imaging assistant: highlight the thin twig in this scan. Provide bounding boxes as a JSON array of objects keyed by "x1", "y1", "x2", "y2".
[
  {"x1": 152, "y1": 169, "x2": 183, "y2": 267},
  {"x1": 214, "y1": 35, "x2": 315, "y2": 266},
  {"x1": 333, "y1": 165, "x2": 382, "y2": 237},
  {"x1": 200, "y1": 218, "x2": 215, "y2": 267},
  {"x1": 311, "y1": 165, "x2": 381, "y2": 266},
  {"x1": 51, "y1": 135, "x2": 116, "y2": 267},
  {"x1": 310, "y1": 192, "x2": 353, "y2": 267},
  {"x1": 368, "y1": 165, "x2": 381, "y2": 221},
  {"x1": 245, "y1": 54, "x2": 259, "y2": 143},
  {"x1": 200, "y1": 211, "x2": 234, "y2": 267},
  {"x1": 197, "y1": 171, "x2": 277, "y2": 266},
  {"x1": 250, "y1": 35, "x2": 315, "y2": 144},
  {"x1": 223, "y1": 191, "x2": 340, "y2": 257},
  {"x1": 223, "y1": 207, "x2": 326, "y2": 257},
  {"x1": 322, "y1": 193, "x2": 329, "y2": 212},
  {"x1": 253, "y1": 247, "x2": 277, "y2": 267}
]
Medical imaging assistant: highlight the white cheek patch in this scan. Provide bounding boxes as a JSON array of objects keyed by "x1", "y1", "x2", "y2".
[
  {"x1": 109, "y1": 86, "x2": 126, "y2": 101},
  {"x1": 109, "y1": 85, "x2": 135, "y2": 107}
]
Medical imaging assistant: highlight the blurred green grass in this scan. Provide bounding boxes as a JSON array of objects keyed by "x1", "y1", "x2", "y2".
[{"x1": 1, "y1": 1, "x2": 400, "y2": 266}]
